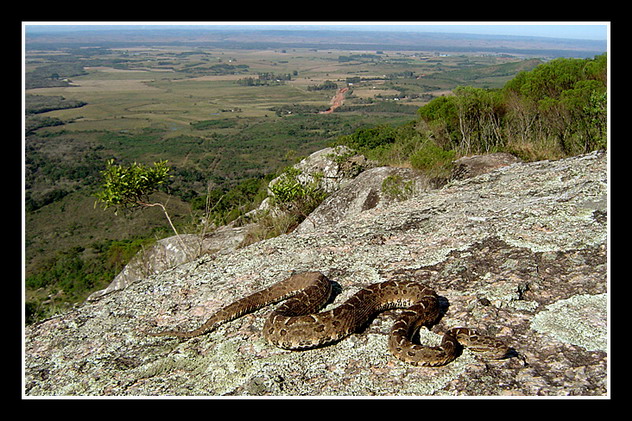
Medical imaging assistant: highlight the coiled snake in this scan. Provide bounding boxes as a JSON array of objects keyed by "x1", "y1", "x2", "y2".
[{"x1": 149, "y1": 271, "x2": 511, "y2": 366}]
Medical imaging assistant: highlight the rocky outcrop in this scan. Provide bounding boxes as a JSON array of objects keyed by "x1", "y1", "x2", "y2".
[
  {"x1": 24, "y1": 151, "x2": 608, "y2": 396},
  {"x1": 258, "y1": 145, "x2": 376, "y2": 213},
  {"x1": 296, "y1": 166, "x2": 432, "y2": 234},
  {"x1": 451, "y1": 152, "x2": 522, "y2": 180},
  {"x1": 86, "y1": 225, "x2": 255, "y2": 302}
]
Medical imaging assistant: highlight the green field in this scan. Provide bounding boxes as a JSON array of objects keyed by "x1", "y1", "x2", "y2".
[{"x1": 25, "y1": 41, "x2": 543, "y2": 319}]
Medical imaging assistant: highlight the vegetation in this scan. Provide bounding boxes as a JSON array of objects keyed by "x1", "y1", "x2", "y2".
[
  {"x1": 95, "y1": 160, "x2": 172, "y2": 213},
  {"x1": 417, "y1": 55, "x2": 607, "y2": 160},
  {"x1": 25, "y1": 62, "x2": 87, "y2": 89},
  {"x1": 307, "y1": 80, "x2": 339, "y2": 91},
  {"x1": 190, "y1": 176, "x2": 272, "y2": 227},
  {"x1": 240, "y1": 167, "x2": 329, "y2": 246},
  {"x1": 94, "y1": 160, "x2": 191, "y2": 255},
  {"x1": 337, "y1": 54, "x2": 607, "y2": 172},
  {"x1": 237, "y1": 72, "x2": 294, "y2": 86},
  {"x1": 25, "y1": 94, "x2": 87, "y2": 115},
  {"x1": 339, "y1": 125, "x2": 397, "y2": 150},
  {"x1": 25, "y1": 238, "x2": 155, "y2": 323},
  {"x1": 268, "y1": 167, "x2": 328, "y2": 219}
]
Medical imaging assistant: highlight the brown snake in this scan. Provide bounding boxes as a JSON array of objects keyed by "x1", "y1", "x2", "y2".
[{"x1": 148, "y1": 271, "x2": 511, "y2": 366}]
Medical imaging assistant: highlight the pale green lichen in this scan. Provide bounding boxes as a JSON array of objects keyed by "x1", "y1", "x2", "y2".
[{"x1": 531, "y1": 293, "x2": 608, "y2": 352}]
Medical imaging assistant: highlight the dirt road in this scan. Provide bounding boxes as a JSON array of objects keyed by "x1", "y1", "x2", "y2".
[{"x1": 319, "y1": 87, "x2": 349, "y2": 114}]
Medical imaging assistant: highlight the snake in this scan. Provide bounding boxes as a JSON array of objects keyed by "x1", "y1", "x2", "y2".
[{"x1": 149, "y1": 271, "x2": 511, "y2": 366}]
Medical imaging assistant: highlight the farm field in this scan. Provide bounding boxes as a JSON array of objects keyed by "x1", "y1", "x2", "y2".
[{"x1": 27, "y1": 46, "x2": 536, "y2": 127}]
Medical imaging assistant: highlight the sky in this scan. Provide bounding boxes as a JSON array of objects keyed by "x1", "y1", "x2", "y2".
[
  {"x1": 24, "y1": 22, "x2": 609, "y2": 41},
  {"x1": 370, "y1": 23, "x2": 609, "y2": 41}
]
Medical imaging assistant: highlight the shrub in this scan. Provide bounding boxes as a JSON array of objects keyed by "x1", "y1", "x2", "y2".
[
  {"x1": 95, "y1": 159, "x2": 191, "y2": 257},
  {"x1": 410, "y1": 142, "x2": 455, "y2": 178},
  {"x1": 341, "y1": 125, "x2": 397, "y2": 151},
  {"x1": 94, "y1": 159, "x2": 171, "y2": 213},
  {"x1": 269, "y1": 167, "x2": 328, "y2": 218}
]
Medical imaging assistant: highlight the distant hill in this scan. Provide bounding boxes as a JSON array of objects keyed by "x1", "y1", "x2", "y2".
[{"x1": 26, "y1": 27, "x2": 606, "y2": 58}]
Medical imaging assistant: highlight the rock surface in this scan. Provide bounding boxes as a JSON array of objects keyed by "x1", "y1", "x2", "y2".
[
  {"x1": 296, "y1": 166, "x2": 432, "y2": 234},
  {"x1": 87, "y1": 225, "x2": 254, "y2": 301},
  {"x1": 24, "y1": 151, "x2": 608, "y2": 397}
]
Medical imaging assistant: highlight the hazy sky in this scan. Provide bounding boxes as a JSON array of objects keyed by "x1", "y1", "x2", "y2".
[
  {"x1": 368, "y1": 23, "x2": 609, "y2": 41},
  {"x1": 25, "y1": 22, "x2": 609, "y2": 41}
]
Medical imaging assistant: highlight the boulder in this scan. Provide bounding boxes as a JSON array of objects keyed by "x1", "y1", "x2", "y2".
[
  {"x1": 296, "y1": 166, "x2": 432, "y2": 234},
  {"x1": 290, "y1": 145, "x2": 376, "y2": 193},
  {"x1": 24, "y1": 151, "x2": 608, "y2": 396},
  {"x1": 451, "y1": 152, "x2": 522, "y2": 180},
  {"x1": 87, "y1": 224, "x2": 254, "y2": 301}
]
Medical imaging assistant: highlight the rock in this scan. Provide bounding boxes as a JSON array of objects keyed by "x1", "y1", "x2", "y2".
[
  {"x1": 451, "y1": 152, "x2": 521, "y2": 180},
  {"x1": 87, "y1": 225, "x2": 254, "y2": 301},
  {"x1": 291, "y1": 145, "x2": 375, "y2": 193},
  {"x1": 295, "y1": 166, "x2": 432, "y2": 234},
  {"x1": 24, "y1": 151, "x2": 608, "y2": 396},
  {"x1": 258, "y1": 146, "x2": 376, "y2": 212}
]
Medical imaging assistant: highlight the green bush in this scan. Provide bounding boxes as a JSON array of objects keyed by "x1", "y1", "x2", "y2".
[
  {"x1": 410, "y1": 142, "x2": 455, "y2": 177},
  {"x1": 269, "y1": 167, "x2": 328, "y2": 221},
  {"x1": 270, "y1": 168, "x2": 327, "y2": 210},
  {"x1": 94, "y1": 159, "x2": 171, "y2": 213},
  {"x1": 341, "y1": 125, "x2": 397, "y2": 151},
  {"x1": 416, "y1": 54, "x2": 607, "y2": 158}
]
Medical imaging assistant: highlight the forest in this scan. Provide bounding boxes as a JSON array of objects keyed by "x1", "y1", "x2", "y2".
[{"x1": 24, "y1": 51, "x2": 607, "y2": 323}]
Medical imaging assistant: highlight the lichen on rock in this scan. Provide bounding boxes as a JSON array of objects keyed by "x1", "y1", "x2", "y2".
[
  {"x1": 24, "y1": 150, "x2": 608, "y2": 397},
  {"x1": 531, "y1": 293, "x2": 608, "y2": 352}
]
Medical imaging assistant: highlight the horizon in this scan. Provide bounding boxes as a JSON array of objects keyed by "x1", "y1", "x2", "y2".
[{"x1": 24, "y1": 22, "x2": 609, "y2": 42}]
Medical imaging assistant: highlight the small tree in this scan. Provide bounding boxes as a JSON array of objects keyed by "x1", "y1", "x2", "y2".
[{"x1": 95, "y1": 159, "x2": 190, "y2": 255}]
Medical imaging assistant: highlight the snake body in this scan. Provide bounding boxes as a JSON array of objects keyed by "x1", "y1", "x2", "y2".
[{"x1": 150, "y1": 271, "x2": 510, "y2": 366}]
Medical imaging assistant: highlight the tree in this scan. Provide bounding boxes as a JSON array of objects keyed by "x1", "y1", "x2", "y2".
[
  {"x1": 559, "y1": 80, "x2": 607, "y2": 153},
  {"x1": 451, "y1": 87, "x2": 505, "y2": 154},
  {"x1": 341, "y1": 125, "x2": 397, "y2": 151},
  {"x1": 417, "y1": 95, "x2": 459, "y2": 147},
  {"x1": 94, "y1": 159, "x2": 191, "y2": 256}
]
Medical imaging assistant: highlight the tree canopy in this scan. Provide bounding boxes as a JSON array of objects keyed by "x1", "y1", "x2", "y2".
[
  {"x1": 94, "y1": 159, "x2": 171, "y2": 213},
  {"x1": 416, "y1": 54, "x2": 607, "y2": 158}
]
